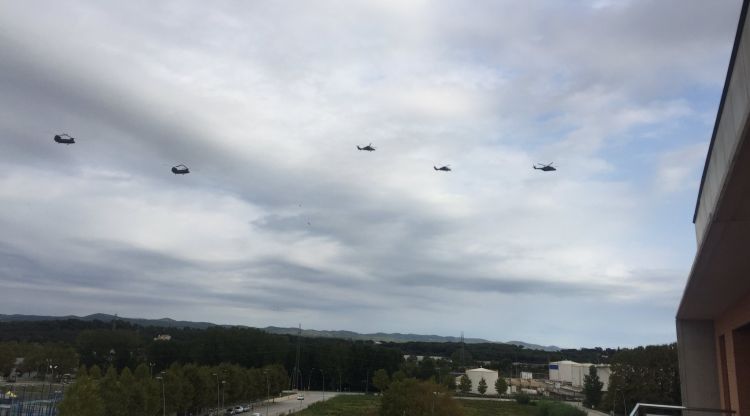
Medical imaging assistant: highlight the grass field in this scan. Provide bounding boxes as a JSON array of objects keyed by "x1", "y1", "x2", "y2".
[
  {"x1": 296, "y1": 395, "x2": 381, "y2": 416},
  {"x1": 459, "y1": 399, "x2": 540, "y2": 416},
  {"x1": 295, "y1": 395, "x2": 543, "y2": 416}
]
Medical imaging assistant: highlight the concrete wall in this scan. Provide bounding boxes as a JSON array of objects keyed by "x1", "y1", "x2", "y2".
[
  {"x1": 715, "y1": 290, "x2": 750, "y2": 415},
  {"x1": 695, "y1": 0, "x2": 750, "y2": 244},
  {"x1": 676, "y1": 319, "x2": 721, "y2": 411}
]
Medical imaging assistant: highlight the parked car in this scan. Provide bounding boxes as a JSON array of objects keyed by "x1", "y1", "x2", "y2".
[{"x1": 297, "y1": 394, "x2": 305, "y2": 400}]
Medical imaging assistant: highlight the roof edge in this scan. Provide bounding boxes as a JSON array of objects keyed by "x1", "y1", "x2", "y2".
[{"x1": 693, "y1": 0, "x2": 750, "y2": 223}]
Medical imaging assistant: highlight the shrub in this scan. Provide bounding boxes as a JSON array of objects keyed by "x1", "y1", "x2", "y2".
[
  {"x1": 515, "y1": 393, "x2": 531, "y2": 405},
  {"x1": 537, "y1": 401, "x2": 587, "y2": 416}
]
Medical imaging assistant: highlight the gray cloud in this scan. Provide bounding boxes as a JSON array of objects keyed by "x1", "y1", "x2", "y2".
[{"x1": 0, "y1": 0, "x2": 740, "y2": 347}]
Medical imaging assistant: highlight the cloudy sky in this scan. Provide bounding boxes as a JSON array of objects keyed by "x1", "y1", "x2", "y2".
[{"x1": 0, "y1": 0, "x2": 742, "y2": 348}]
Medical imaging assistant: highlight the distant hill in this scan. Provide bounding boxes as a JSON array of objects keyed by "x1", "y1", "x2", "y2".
[
  {"x1": 505, "y1": 340, "x2": 561, "y2": 352},
  {"x1": 0, "y1": 313, "x2": 561, "y2": 351},
  {"x1": 0, "y1": 313, "x2": 217, "y2": 330},
  {"x1": 263, "y1": 326, "x2": 492, "y2": 344}
]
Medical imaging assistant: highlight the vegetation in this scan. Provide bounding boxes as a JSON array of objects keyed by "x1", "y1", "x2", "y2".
[
  {"x1": 380, "y1": 379, "x2": 463, "y2": 416},
  {"x1": 536, "y1": 401, "x2": 586, "y2": 416},
  {"x1": 459, "y1": 375, "x2": 471, "y2": 394},
  {"x1": 372, "y1": 369, "x2": 390, "y2": 392},
  {"x1": 58, "y1": 362, "x2": 287, "y2": 416},
  {"x1": 515, "y1": 393, "x2": 531, "y2": 405},
  {"x1": 298, "y1": 395, "x2": 380, "y2": 416},
  {"x1": 477, "y1": 377, "x2": 487, "y2": 395},
  {"x1": 0, "y1": 319, "x2": 402, "y2": 392},
  {"x1": 494, "y1": 377, "x2": 507, "y2": 396},
  {"x1": 602, "y1": 344, "x2": 680, "y2": 415},
  {"x1": 582, "y1": 365, "x2": 603, "y2": 409},
  {"x1": 459, "y1": 399, "x2": 537, "y2": 416}
]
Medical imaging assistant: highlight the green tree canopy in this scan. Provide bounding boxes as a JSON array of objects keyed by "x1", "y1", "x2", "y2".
[
  {"x1": 58, "y1": 375, "x2": 105, "y2": 416},
  {"x1": 494, "y1": 377, "x2": 508, "y2": 396},
  {"x1": 459, "y1": 375, "x2": 471, "y2": 394},
  {"x1": 373, "y1": 369, "x2": 391, "y2": 392},
  {"x1": 583, "y1": 365, "x2": 604, "y2": 408},
  {"x1": 478, "y1": 377, "x2": 487, "y2": 395},
  {"x1": 380, "y1": 378, "x2": 463, "y2": 416}
]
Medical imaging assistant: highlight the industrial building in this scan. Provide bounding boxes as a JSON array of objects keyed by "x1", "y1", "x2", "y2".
[
  {"x1": 676, "y1": 1, "x2": 750, "y2": 414},
  {"x1": 457, "y1": 367, "x2": 499, "y2": 395},
  {"x1": 548, "y1": 360, "x2": 610, "y2": 391}
]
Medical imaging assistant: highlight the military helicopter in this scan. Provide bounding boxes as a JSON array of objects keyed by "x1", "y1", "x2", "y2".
[
  {"x1": 357, "y1": 143, "x2": 376, "y2": 151},
  {"x1": 53, "y1": 134, "x2": 75, "y2": 144},
  {"x1": 433, "y1": 165, "x2": 451, "y2": 172},
  {"x1": 533, "y1": 162, "x2": 556, "y2": 172},
  {"x1": 171, "y1": 164, "x2": 190, "y2": 175}
]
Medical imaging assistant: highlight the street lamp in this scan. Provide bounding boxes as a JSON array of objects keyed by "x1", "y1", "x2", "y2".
[
  {"x1": 212, "y1": 373, "x2": 220, "y2": 416},
  {"x1": 222, "y1": 380, "x2": 227, "y2": 408},
  {"x1": 49, "y1": 365, "x2": 58, "y2": 383},
  {"x1": 155, "y1": 372, "x2": 166, "y2": 416},
  {"x1": 264, "y1": 370, "x2": 271, "y2": 416},
  {"x1": 320, "y1": 369, "x2": 325, "y2": 400}
]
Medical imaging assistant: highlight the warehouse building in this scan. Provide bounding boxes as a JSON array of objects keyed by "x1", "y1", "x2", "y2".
[
  {"x1": 549, "y1": 360, "x2": 610, "y2": 391},
  {"x1": 456, "y1": 367, "x2": 499, "y2": 395}
]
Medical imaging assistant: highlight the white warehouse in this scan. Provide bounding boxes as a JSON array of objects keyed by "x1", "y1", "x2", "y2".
[
  {"x1": 549, "y1": 361, "x2": 610, "y2": 391},
  {"x1": 456, "y1": 367, "x2": 499, "y2": 395}
]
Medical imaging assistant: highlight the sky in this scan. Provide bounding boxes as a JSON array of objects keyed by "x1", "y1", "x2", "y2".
[{"x1": 0, "y1": 0, "x2": 742, "y2": 348}]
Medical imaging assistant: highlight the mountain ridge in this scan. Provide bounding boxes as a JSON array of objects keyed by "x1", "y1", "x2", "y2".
[{"x1": 0, "y1": 313, "x2": 561, "y2": 351}]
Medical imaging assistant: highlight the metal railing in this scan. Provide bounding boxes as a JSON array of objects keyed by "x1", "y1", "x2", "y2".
[{"x1": 628, "y1": 403, "x2": 735, "y2": 416}]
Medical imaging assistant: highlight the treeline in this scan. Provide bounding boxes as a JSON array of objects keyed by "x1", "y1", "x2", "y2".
[
  {"x1": 601, "y1": 344, "x2": 680, "y2": 415},
  {"x1": 0, "y1": 319, "x2": 403, "y2": 392},
  {"x1": 0, "y1": 341, "x2": 78, "y2": 377},
  {"x1": 59, "y1": 362, "x2": 287, "y2": 416}
]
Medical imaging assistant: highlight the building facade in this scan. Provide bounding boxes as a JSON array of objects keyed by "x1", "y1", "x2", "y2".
[
  {"x1": 676, "y1": 1, "x2": 750, "y2": 415},
  {"x1": 548, "y1": 360, "x2": 610, "y2": 391}
]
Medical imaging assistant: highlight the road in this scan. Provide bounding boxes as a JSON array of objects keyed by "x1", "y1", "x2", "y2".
[{"x1": 253, "y1": 391, "x2": 336, "y2": 416}]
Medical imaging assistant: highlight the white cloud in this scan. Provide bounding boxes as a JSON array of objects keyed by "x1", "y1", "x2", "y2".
[{"x1": 0, "y1": 0, "x2": 741, "y2": 347}]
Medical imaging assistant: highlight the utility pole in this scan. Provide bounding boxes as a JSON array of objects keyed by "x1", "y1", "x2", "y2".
[
  {"x1": 321, "y1": 369, "x2": 325, "y2": 400},
  {"x1": 213, "y1": 373, "x2": 220, "y2": 415},
  {"x1": 156, "y1": 372, "x2": 166, "y2": 416},
  {"x1": 293, "y1": 324, "x2": 302, "y2": 391},
  {"x1": 264, "y1": 370, "x2": 271, "y2": 416}
]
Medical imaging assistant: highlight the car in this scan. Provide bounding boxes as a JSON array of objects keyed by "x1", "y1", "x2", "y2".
[
  {"x1": 234, "y1": 406, "x2": 244, "y2": 413},
  {"x1": 297, "y1": 394, "x2": 305, "y2": 400}
]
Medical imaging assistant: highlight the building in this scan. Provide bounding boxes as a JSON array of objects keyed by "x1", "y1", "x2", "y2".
[
  {"x1": 676, "y1": 1, "x2": 750, "y2": 415},
  {"x1": 153, "y1": 334, "x2": 172, "y2": 341},
  {"x1": 548, "y1": 360, "x2": 610, "y2": 391},
  {"x1": 457, "y1": 367, "x2": 499, "y2": 395}
]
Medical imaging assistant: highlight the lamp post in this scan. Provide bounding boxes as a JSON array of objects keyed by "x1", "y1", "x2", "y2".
[
  {"x1": 264, "y1": 370, "x2": 270, "y2": 416},
  {"x1": 213, "y1": 373, "x2": 220, "y2": 416},
  {"x1": 307, "y1": 368, "x2": 314, "y2": 391},
  {"x1": 222, "y1": 380, "x2": 227, "y2": 408},
  {"x1": 320, "y1": 369, "x2": 325, "y2": 400},
  {"x1": 155, "y1": 373, "x2": 166, "y2": 416}
]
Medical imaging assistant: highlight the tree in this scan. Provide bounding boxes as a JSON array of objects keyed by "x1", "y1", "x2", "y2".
[
  {"x1": 380, "y1": 379, "x2": 463, "y2": 416},
  {"x1": 602, "y1": 344, "x2": 680, "y2": 414},
  {"x1": 478, "y1": 377, "x2": 487, "y2": 395},
  {"x1": 459, "y1": 375, "x2": 471, "y2": 394},
  {"x1": 373, "y1": 369, "x2": 391, "y2": 392},
  {"x1": 495, "y1": 377, "x2": 507, "y2": 396},
  {"x1": 58, "y1": 375, "x2": 105, "y2": 416},
  {"x1": 583, "y1": 365, "x2": 603, "y2": 408}
]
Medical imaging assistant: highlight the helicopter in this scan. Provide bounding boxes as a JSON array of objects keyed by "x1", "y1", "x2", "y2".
[
  {"x1": 533, "y1": 162, "x2": 556, "y2": 172},
  {"x1": 357, "y1": 143, "x2": 376, "y2": 151},
  {"x1": 53, "y1": 134, "x2": 75, "y2": 144},
  {"x1": 433, "y1": 165, "x2": 451, "y2": 172},
  {"x1": 171, "y1": 164, "x2": 190, "y2": 175}
]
